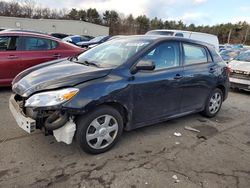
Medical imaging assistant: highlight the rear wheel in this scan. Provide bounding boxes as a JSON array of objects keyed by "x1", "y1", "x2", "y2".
[
  {"x1": 201, "y1": 88, "x2": 223, "y2": 118},
  {"x1": 76, "y1": 106, "x2": 123, "y2": 154}
]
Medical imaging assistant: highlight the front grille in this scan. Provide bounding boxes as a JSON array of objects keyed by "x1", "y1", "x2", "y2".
[{"x1": 230, "y1": 72, "x2": 250, "y2": 80}]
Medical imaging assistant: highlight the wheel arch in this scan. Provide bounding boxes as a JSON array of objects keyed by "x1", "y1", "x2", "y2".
[
  {"x1": 79, "y1": 101, "x2": 131, "y2": 131},
  {"x1": 101, "y1": 102, "x2": 130, "y2": 130},
  {"x1": 216, "y1": 84, "x2": 226, "y2": 100}
]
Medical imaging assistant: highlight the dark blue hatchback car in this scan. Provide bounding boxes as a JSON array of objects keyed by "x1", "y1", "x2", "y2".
[{"x1": 10, "y1": 35, "x2": 230, "y2": 154}]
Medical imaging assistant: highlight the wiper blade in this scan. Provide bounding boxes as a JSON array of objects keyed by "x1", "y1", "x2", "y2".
[
  {"x1": 83, "y1": 60, "x2": 100, "y2": 68},
  {"x1": 68, "y1": 55, "x2": 79, "y2": 61},
  {"x1": 71, "y1": 59, "x2": 100, "y2": 68}
]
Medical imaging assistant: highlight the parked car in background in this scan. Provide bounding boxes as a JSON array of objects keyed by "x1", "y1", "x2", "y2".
[
  {"x1": 244, "y1": 45, "x2": 250, "y2": 50},
  {"x1": 10, "y1": 36, "x2": 229, "y2": 154},
  {"x1": 145, "y1": 29, "x2": 219, "y2": 51},
  {"x1": 62, "y1": 35, "x2": 90, "y2": 45},
  {"x1": 0, "y1": 28, "x2": 7, "y2": 32},
  {"x1": 228, "y1": 50, "x2": 250, "y2": 91},
  {"x1": 0, "y1": 31, "x2": 85, "y2": 86},
  {"x1": 219, "y1": 44, "x2": 232, "y2": 52},
  {"x1": 49, "y1": 33, "x2": 70, "y2": 39},
  {"x1": 2, "y1": 29, "x2": 47, "y2": 35},
  {"x1": 77, "y1": 35, "x2": 111, "y2": 48},
  {"x1": 108, "y1": 35, "x2": 126, "y2": 41},
  {"x1": 82, "y1": 35, "x2": 95, "y2": 40},
  {"x1": 232, "y1": 44, "x2": 244, "y2": 50},
  {"x1": 220, "y1": 49, "x2": 241, "y2": 62}
]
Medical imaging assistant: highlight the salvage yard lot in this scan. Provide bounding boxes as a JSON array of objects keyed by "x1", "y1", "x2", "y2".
[{"x1": 0, "y1": 88, "x2": 250, "y2": 188}]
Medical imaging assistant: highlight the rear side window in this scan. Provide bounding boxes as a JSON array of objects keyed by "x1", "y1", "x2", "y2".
[
  {"x1": 51, "y1": 40, "x2": 58, "y2": 49},
  {"x1": 183, "y1": 43, "x2": 208, "y2": 65},
  {"x1": 0, "y1": 36, "x2": 19, "y2": 51},
  {"x1": 22, "y1": 37, "x2": 58, "y2": 51}
]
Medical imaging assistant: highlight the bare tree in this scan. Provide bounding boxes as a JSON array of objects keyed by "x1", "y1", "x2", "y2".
[
  {"x1": 9, "y1": 0, "x2": 22, "y2": 17},
  {"x1": 41, "y1": 8, "x2": 51, "y2": 19},
  {"x1": 21, "y1": 0, "x2": 36, "y2": 18}
]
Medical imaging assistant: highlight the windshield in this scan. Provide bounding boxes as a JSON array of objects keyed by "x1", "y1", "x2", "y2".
[
  {"x1": 235, "y1": 52, "x2": 250, "y2": 62},
  {"x1": 76, "y1": 38, "x2": 151, "y2": 68}
]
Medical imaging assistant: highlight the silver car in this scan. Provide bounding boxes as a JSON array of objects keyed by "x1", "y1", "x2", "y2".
[{"x1": 229, "y1": 50, "x2": 250, "y2": 91}]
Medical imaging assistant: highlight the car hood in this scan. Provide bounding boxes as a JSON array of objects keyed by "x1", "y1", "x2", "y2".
[
  {"x1": 12, "y1": 58, "x2": 112, "y2": 97},
  {"x1": 229, "y1": 60, "x2": 250, "y2": 72}
]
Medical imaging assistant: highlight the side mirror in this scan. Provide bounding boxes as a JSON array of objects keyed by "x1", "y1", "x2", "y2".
[{"x1": 131, "y1": 60, "x2": 155, "y2": 74}]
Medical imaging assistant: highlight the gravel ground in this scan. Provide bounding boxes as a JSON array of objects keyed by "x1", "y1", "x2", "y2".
[{"x1": 0, "y1": 88, "x2": 250, "y2": 188}]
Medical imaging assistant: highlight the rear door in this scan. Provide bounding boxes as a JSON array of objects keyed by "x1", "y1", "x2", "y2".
[
  {"x1": 0, "y1": 35, "x2": 23, "y2": 86},
  {"x1": 131, "y1": 41, "x2": 184, "y2": 125},
  {"x1": 19, "y1": 36, "x2": 61, "y2": 71},
  {"x1": 181, "y1": 42, "x2": 217, "y2": 112}
]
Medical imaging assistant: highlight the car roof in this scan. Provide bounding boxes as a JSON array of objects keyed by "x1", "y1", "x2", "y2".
[
  {"x1": 4, "y1": 29, "x2": 47, "y2": 35},
  {"x1": 0, "y1": 31, "x2": 61, "y2": 42},
  {"x1": 115, "y1": 35, "x2": 214, "y2": 48}
]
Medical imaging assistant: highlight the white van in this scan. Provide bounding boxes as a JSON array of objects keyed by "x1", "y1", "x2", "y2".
[{"x1": 146, "y1": 29, "x2": 219, "y2": 51}]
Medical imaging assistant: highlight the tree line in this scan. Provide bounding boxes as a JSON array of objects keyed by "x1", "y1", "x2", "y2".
[{"x1": 0, "y1": 0, "x2": 249, "y2": 44}]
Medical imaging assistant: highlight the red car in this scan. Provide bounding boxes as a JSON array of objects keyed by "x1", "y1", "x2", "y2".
[{"x1": 0, "y1": 31, "x2": 85, "y2": 86}]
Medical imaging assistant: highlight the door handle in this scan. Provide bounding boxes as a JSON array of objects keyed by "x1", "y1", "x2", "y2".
[
  {"x1": 209, "y1": 67, "x2": 215, "y2": 73},
  {"x1": 174, "y1": 74, "x2": 183, "y2": 80},
  {"x1": 53, "y1": 54, "x2": 61, "y2": 58},
  {"x1": 8, "y1": 55, "x2": 18, "y2": 59}
]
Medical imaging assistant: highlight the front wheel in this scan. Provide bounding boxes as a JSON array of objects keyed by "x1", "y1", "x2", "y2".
[
  {"x1": 76, "y1": 106, "x2": 123, "y2": 154},
  {"x1": 201, "y1": 88, "x2": 223, "y2": 118}
]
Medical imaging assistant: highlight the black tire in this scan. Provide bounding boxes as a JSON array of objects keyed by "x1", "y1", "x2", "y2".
[
  {"x1": 76, "y1": 105, "x2": 123, "y2": 154},
  {"x1": 201, "y1": 88, "x2": 223, "y2": 118}
]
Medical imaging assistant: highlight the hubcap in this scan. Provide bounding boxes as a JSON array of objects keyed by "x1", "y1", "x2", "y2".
[
  {"x1": 209, "y1": 92, "x2": 222, "y2": 114},
  {"x1": 86, "y1": 115, "x2": 118, "y2": 149}
]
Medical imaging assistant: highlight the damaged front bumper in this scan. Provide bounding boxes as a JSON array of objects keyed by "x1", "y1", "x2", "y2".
[
  {"x1": 9, "y1": 95, "x2": 36, "y2": 133},
  {"x1": 9, "y1": 94, "x2": 76, "y2": 144}
]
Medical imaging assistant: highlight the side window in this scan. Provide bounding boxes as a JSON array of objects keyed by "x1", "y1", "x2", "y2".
[
  {"x1": 51, "y1": 40, "x2": 59, "y2": 49},
  {"x1": 183, "y1": 43, "x2": 208, "y2": 65},
  {"x1": 0, "y1": 36, "x2": 19, "y2": 51},
  {"x1": 141, "y1": 41, "x2": 180, "y2": 70},
  {"x1": 22, "y1": 37, "x2": 57, "y2": 51}
]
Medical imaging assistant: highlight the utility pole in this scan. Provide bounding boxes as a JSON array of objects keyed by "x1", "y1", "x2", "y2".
[
  {"x1": 243, "y1": 26, "x2": 249, "y2": 45},
  {"x1": 227, "y1": 28, "x2": 232, "y2": 44}
]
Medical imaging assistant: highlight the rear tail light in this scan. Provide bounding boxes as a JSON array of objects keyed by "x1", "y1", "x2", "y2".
[{"x1": 226, "y1": 64, "x2": 233, "y2": 74}]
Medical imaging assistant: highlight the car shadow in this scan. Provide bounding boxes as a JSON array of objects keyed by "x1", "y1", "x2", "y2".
[
  {"x1": 121, "y1": 113, "x2": 204, "y2": 141},
  {"x1": 0, "y1": 87, "x2": 12, "y2": 93}
]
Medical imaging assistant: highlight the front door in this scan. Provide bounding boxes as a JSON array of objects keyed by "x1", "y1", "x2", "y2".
[{"x1": 131, "y1": 41, "x2": 183, "y2": 125}]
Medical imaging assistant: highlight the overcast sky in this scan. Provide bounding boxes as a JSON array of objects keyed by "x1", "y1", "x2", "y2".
[{"x1": 4, "y1": 0, "x2": 250, "y2": 25}]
